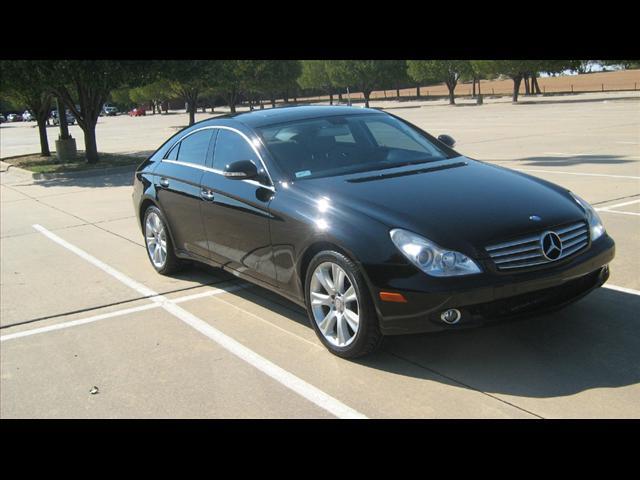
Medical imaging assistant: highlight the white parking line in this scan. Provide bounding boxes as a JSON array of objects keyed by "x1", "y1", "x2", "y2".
[
  {"x1": 1, "y1": 303, "x2": 159, "y2": 342},
  {"x1": 516, "y1": 168, "x2": 640, "y2": 180},
  {"x1": 595, "y1": 199, "x2": 640, "y2": 216},
  {"x1": 597, "y1": 210, "x2": 640, "y2": 217},
  {"x1": 604, "y1": 284, "x2": 640, "y2": 296},
  {"x1": 596, "y1": 199, "x2": 640, "y2": 211},
  {"x1": 27, "y1": 224, "x2": 367, "y2": 419},
  {"x1": 0, "y1": 283, "x2": 251, "y2": 342}
]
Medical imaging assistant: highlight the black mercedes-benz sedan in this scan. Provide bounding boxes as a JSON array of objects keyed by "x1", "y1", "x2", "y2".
[{"x1": 132, "y1": 105, "x2": 615, "y2": 358}]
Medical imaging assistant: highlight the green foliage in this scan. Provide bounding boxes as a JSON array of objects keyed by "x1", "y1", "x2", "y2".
[
  {"x1": 325, "y1": 60, "x2": 401, "y2": 106},
  {"x1": 298, "y1": 60, "x2": 333, "y2": 92},
  {"x1": 407, "y1": 60, "x2": 472, "y2": 103},
  {"x1": 0, "y1": 60, "x2": 56, "y2": 155},
  {"x1": 407, "y1": 60, "x2": 471, "y2": 84},
  {"x1": 46, "y1": 60, "x2": 155, "y2": 162},
  {"x1": 109, "y1": 87, "x2": 132, "y2": 108}
]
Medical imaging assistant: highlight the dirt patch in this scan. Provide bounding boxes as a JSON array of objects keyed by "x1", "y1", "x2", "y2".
[
  {"x1": 302, "y1": 69, "x2": 640, "y2": 102},
  {"x1": 2, "y1": 152, "x2": 146, "y2": 174}
]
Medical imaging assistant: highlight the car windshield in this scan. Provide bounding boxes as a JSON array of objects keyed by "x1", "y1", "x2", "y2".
[{"x1": 256, "y1": 113, "x2": 451, "y2": 180}]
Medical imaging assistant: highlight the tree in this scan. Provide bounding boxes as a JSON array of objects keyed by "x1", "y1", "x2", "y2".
[
  {"x1": 109, "y1": 87, "x2": 133, "y2": 110},
  {"x1": 471, "y1": 61, "x2": 540, "y2": 102},
  {"x1": 46, "y1": 61, "x2": 152, "y2": 163},
  {"x1": 600, "y1": 60, "x2": 640, "y2": 70},
  {"x1": 259, "y1": 61, "x2": 302, "y2": 108},
  {"x1": 407, "y1": 60, "x2": 471, "y2": 105},
  {"x1": 129, "y1": 80, "x2": 175, "y2": 114},
  {"x1": 211, "y1": 60, "x2": 255, "y2": 114},
  {"x1": 326, "y1": 60, "x2": 398, "y2": 108},
  {"x1": 386, "y1": 60, "x2": 409, "y2": 100},
  {"x1": 298, "y1": 60, "x2": 336, "y2": 104},
  {"x1": 163, "y1": 60, "x2": 213, "y2": 126},
  {"x1": 0, "y1": 60, "x2": 54, "y2": 156}
]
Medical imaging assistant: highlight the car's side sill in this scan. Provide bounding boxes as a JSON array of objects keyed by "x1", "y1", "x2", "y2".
[{"x1": 175, "y1": 249, "x2": 307, "y2": 309}]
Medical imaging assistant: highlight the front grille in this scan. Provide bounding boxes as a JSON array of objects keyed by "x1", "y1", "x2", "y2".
[{"x1": 486, "y1": 221, "x2": 589, "y2": 271}]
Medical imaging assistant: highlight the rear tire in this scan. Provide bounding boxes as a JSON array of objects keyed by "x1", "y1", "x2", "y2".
[
  {"x1": 143, "y1": 206, "x2": 183, "y2": 275},
  {"x1": 304, "y1": 250, "x2": 383, "y2": 358}
]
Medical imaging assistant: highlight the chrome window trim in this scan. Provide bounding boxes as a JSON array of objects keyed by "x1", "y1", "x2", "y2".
[{"x1": 161, "y1": 125, "x2": 274, "y2": 188}]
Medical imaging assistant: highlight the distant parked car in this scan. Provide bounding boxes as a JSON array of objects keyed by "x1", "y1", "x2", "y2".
[
  {"x1": 129, "y1": 107, "x2": 146, "y2": 117},
  {"x1": 102, "y1": 105, "x2": 119, "y2": 116},
  {"x1": 7, "y1": 113, "x2": 23, "y2": 122},
  {"x1": 50, "y1": 110, "x2": 76, "y2": 126},
  {"x1": 22, "y1": 110, "x2": 36, "y2": 122},
  {"x1": 0, "y1": 114, "x2": 6, "y2": 123}
]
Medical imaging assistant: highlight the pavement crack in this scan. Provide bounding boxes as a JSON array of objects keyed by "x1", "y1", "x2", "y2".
[
  {"x1": 382, "y1": 349, "x2": 545, "y2": 419},
  {"x1": 0, "y1": 278, "x2": 236, "y2": 330},
  {"x1": 591, "y1": 193, "x2": 640, "y2": 206}
]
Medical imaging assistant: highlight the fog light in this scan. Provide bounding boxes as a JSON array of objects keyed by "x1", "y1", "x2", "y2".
[{"x1": 440, "y1": 308, "x2": 461, "y2": 324}]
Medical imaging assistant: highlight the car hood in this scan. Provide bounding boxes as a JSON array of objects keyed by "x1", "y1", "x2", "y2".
[{"x1": 290, "y1": 157, "x2": 587, "y2": 257}]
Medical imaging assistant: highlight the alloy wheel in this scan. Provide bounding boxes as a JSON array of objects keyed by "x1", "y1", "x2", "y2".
[
  {"x1": 309, "y1": 261, "x2": 360, "y2": 347},
  {"x1": 145, "y1": 211, "x2": 167, "y2": 269}
]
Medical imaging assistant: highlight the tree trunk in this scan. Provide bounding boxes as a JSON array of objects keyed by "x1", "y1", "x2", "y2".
[
  {"x1": 524, "y1": 74, "x2": 531, "y2": 95},
  {"x1": 512, "y1": 75, "x2": 522, "y2": 102},
  {"x1": 270, "y1": 95, "x2": 276, "y2": 108},
  {"x1": 82, "y1": 125, "x2": 99, "y2": 164},
  {"x1": 163, "y1": 101, "x2": 169, "y2": 114},
  {"x1": 33, "y1": 97, "x2": 52, "y2": 157},
  {"x1": 36, "y1": 117, "x2": 50, "y2": 156},
  {"x1": 472, "y1": 77, "x2": 477, "y2": 98},
  {"x1": 338, "y1": 93, "x2": 343, "y2": 102},
  {"x1": 363, "y1": 90, "x2": 371, "y2": 108},
  {"x1": 329, "y1": 92, "x2": 333, "y2": 105},
  {"x1": 477, "y1": 78, "x2": 481, "y2": 96},
  {"x1": 532, "y1": 73, "x2": 541, "y2": 94},
  {"x1": 446, "y1": 80, "x2": 456, "y2": 105},
  {"x1": 416, "y1": 86, "x2": 421, "y2": 98},
  {"x1": 396, "y1": 87, "x2": 400, "y2": 100}
]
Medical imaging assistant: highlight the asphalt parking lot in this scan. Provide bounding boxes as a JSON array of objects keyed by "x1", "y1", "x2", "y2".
[{"x1": 1, "y1": 93, "x2": 639, "y2": 418}]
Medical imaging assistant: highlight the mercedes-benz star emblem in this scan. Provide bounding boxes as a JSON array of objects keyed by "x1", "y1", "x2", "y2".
[{"x1": 540, "y1": 231, "x2": 563, "y2": 261}]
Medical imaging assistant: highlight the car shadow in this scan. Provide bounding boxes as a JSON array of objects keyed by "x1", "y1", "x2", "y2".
[
  {"x1": 201, "y1": 270, "x2": 640, "y2": 399},
  {"x1": 513, "y1": 154, "x2": 634, "y2": 167}
]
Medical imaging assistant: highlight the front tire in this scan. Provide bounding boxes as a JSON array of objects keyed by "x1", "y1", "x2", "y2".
[
  {"x1": 305, "y1": 251, "x2": 383, "y2": 358},
  {"x1": 143, "y1": 206, "x2": 182, "y2": 275}
]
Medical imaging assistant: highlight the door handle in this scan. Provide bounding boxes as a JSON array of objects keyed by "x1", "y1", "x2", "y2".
[
  {"x1": 159, "y1": 177, "x2": 169, "y2": 188},
  {"x1": 200, "y1": 188, "x2": 215, "y2": 201}
]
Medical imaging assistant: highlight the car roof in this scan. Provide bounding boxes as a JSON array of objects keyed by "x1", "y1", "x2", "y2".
[{"x1": 199, "y1": 105, "x2": 385, "y2": 129}]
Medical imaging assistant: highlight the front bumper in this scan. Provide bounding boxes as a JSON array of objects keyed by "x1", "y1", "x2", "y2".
[{"x1": 367, "y1": 234, "x2": 615, "y2": 335}]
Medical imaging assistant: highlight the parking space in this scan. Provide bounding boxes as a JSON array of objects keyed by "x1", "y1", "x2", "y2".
[{"x1": 1, "y1": 94, "x2": 639, "y2": 418}]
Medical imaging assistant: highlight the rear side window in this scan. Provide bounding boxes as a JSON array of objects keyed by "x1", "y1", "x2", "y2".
[
  {"x1": 165, "y1": 142, "x2": 180, "y2": 160},
  {"x1": 213, "y1": 129, "x2": 259, "y2": 170},
  {"x1": 175, "y1": 130, "x2": 213, "y2": 166}
]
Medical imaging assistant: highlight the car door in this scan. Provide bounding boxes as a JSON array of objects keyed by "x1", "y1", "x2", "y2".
[
  {"x1": 200, "y1": 127, "x2": 277, "y2": 285},
  {"x1": 153, "y1": 128, "x2": 214, "y2": 259}
]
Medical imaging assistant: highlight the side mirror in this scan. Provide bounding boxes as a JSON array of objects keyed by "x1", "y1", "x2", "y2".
[
  {"x1": 437, "y1": 134, "x2": 456, "y2": 148},
  {"x1": 223, "y1": 160, "x2": 258, "y2": 180}
]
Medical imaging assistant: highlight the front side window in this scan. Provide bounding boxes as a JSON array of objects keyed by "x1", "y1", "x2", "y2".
[
  {"x1": 213, "y1": 129, "x2": 260, "y2": 170},
  {"x1": 175, "y1": 129, "x2": 213, "y2": 166},
  {"x1": 256, "y1": 113, "x2": 450, "y2": 180}
]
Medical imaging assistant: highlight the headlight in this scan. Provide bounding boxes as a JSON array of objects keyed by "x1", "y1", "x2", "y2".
[
  {"x1": 569, "y1": 192, "x2": 605, "y2": 241},
  {"x1": 390, "y1": 229, "x2": 482, "y2": 277}
]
